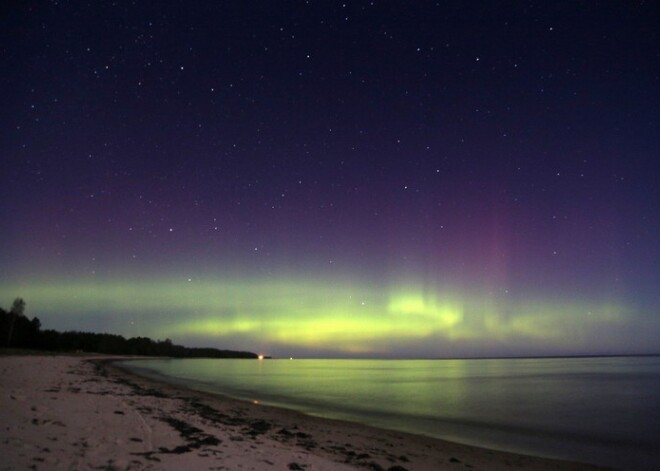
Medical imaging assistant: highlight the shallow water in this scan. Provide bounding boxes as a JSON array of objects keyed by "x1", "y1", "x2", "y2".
[{"x1": 122, "y1": 356, "x2": 660, "y2": 470}]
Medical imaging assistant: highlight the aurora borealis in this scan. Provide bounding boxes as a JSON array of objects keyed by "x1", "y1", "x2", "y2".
[
  {"x1": 0, "y1": 277, "x2": 636, "y2": 357},
  {"x1": 1, "y1": 2, "x2": 658, "y2": 357}
]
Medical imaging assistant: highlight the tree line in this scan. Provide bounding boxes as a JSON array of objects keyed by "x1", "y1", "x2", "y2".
[{"x1": 0, "y1": 298, "x2": 257, "y2": 358}]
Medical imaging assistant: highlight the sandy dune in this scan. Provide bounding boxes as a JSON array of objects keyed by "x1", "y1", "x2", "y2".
[{"x1": 0, "y1": 354, "x2": 607, "y2": 470}]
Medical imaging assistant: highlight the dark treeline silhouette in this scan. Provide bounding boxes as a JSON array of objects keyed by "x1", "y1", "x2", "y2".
[{"x1": 0, "y1": 298, "x2": 257, "y2": 358}]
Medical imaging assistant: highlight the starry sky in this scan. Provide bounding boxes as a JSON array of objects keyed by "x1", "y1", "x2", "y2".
[{"x1": 1, "y1": 1, "x2": 658, "y2": 358}]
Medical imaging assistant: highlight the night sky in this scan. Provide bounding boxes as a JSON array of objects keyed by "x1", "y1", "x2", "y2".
[{"x1": 1, "y1": 1, "x2": 658, "y2": 358}]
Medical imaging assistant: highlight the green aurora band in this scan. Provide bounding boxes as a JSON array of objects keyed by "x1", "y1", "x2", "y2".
[{"x1": 0, "y1": 277, "x2": 633, "y2": 357}]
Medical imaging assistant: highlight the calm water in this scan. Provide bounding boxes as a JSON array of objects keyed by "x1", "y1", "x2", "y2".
[{"x1": 122, "y1": 356, "x2": 660, "y2": 470}]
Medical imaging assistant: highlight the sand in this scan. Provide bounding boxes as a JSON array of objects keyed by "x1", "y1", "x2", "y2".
[{"x1": 0, "y1": 354, "x2": 609, "y2": 471}]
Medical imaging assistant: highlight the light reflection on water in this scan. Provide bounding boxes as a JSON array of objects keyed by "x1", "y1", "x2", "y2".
[{"x1": 123, "y1": 357, "x2": 660, "y2": 470}]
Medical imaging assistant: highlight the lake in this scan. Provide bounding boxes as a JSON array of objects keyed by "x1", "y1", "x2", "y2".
[{"x1": 121, "y1": 356, "x2": 660, "y2": 470}]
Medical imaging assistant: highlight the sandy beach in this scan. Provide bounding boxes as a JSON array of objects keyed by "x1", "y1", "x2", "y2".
[{"x1": 0, "y1": 354, "x2": 608, "y2": 471}]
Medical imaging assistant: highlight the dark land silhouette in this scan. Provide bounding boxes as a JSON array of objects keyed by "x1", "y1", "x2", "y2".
[{"x1": 0, "y1": 298, "x2": 257, "y2": 358}]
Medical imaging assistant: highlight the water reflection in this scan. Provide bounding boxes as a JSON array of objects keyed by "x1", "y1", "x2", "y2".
[{"x1": 124, "y1": 356, "x2": 660, "y2": 470}]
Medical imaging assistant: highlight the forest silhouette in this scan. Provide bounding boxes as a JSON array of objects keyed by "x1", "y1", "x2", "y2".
[{"x1": 0, "y1": 298, "x2": 257, "y2": 358}]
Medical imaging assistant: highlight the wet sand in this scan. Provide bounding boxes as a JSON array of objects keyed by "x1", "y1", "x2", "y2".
[{"x1": 0, "y1": 354, "x2": 609, "y2": 470}]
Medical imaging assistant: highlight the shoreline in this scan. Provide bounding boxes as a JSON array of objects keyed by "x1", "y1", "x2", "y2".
[{"x1": 1, "y1": 354, "x2": 610, "y2": 470}]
